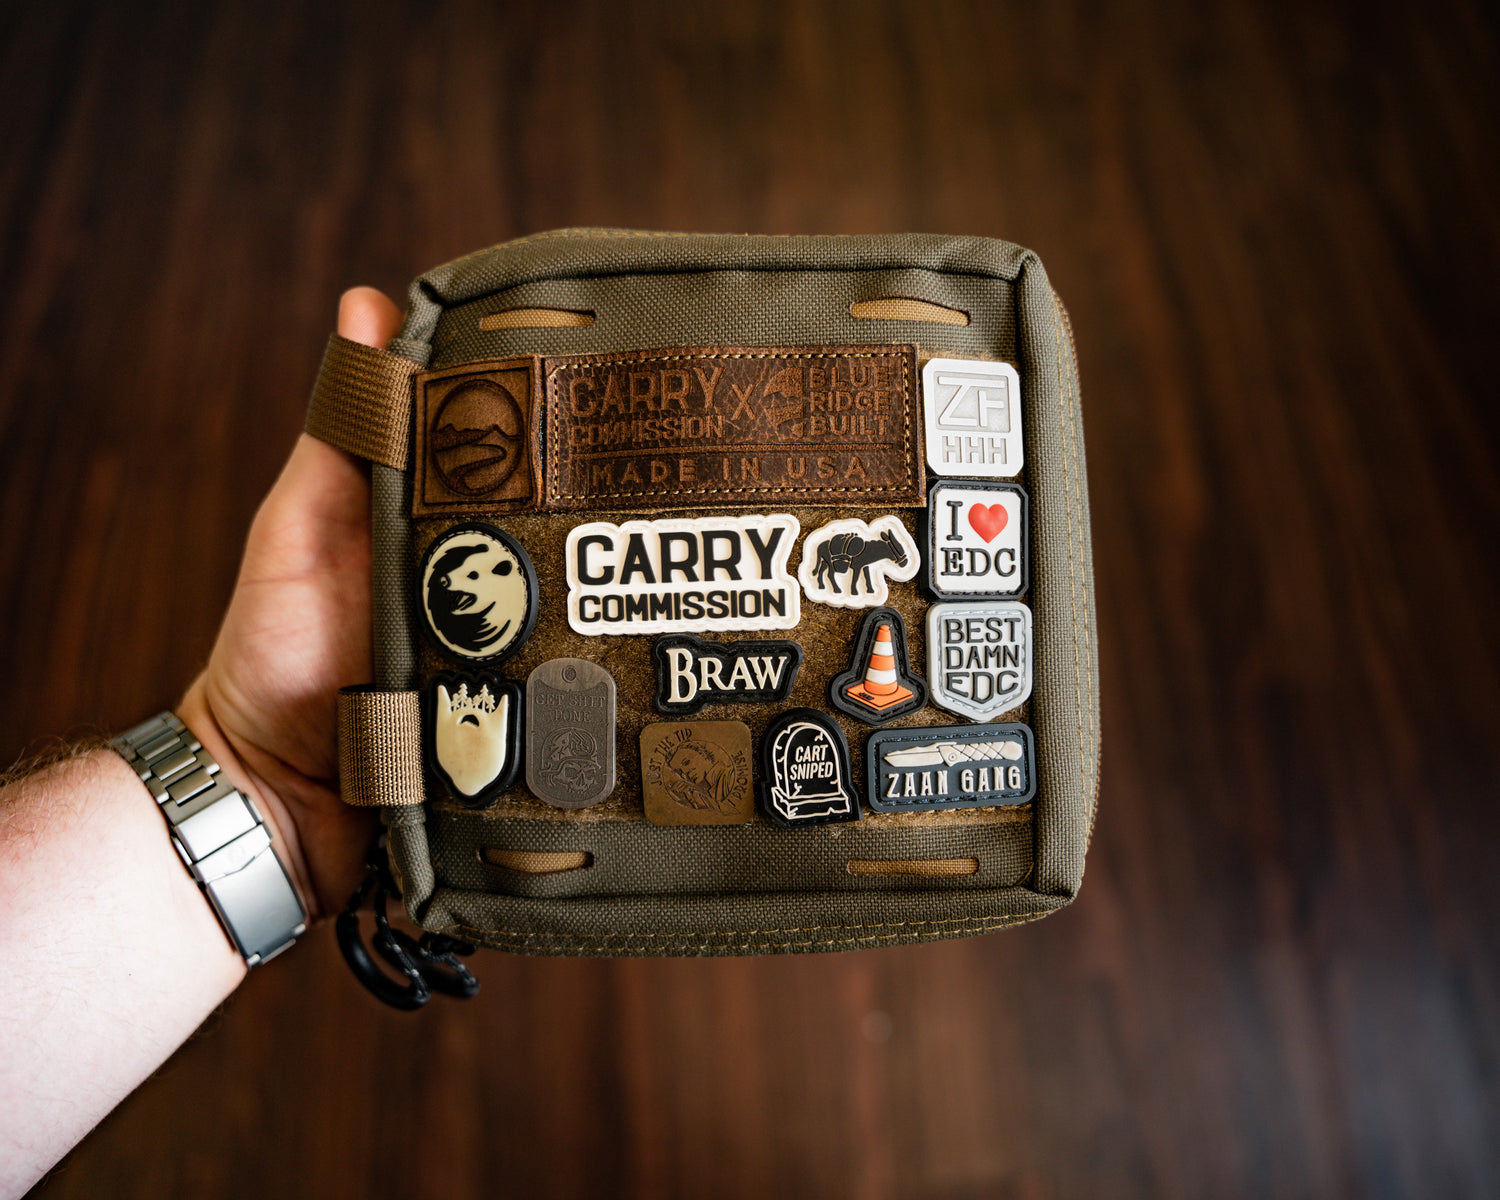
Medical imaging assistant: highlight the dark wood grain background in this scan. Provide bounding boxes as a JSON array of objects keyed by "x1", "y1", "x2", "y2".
[{"x1": 5, "y1": 0, "x2": 1497, "y2": 1196}]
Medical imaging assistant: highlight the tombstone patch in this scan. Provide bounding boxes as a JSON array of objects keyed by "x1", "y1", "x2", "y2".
[
  {"x1": 925, "y1": 481, "x2": 1029, "y2": 599},
  {"x1": 525, "y1": 658, "x2": 617, "y2": 809},
  {"x1": 640, "y1": 721, "x2": 754, "y2": 826},
  {"x1": 866, "y1": 723, "x2": 1036, "y2": 812},
  {"x1": 566, "y1": 513, "x2": 801, "y2": 635},
  {"x1": 653, "y1": 634, "x2": 803, "y2": 715},
  {"x1": 922, "y1": 357, "x2": 1023, "y2": 478},
  {"x1": 426, "y1": 671, "x2": 523, "y2": 809},
  {"x1": 419, "y1": 523, "x2": 538, "y2": 663},
  {"x1": 926, "y1": 601, "x2": 1033, "y2": 720},
  {"x1": 759, "y1": 708, "x2": 860, "y2": 828},
  {"x1": 797, "y1": 515, "x2": 920, "y2": 609},
  {"x1": 829, "y1": 607, "x2": 928, "y2": 725}
]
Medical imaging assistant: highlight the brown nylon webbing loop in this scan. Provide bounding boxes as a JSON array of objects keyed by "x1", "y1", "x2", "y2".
[
  {"x1": 337, "y1": 687, "x2": 424, "y2": 806},
  {"x1": 849, "y1": 297, "x2": 971, "y2": 326},
  {"x1": 845, "y1": 857, "x2": 981, "y2": 878},
  {"x1": 304, "y1": 333, "x2": 417, "y2": 471},
  {"x1": 481, "y1": 848, "x2": 595, "y2": 874}
]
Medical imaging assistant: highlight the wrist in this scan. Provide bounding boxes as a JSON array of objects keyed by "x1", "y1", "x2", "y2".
[
  {"x1": 175, "y1": 678, "x2": 319, "y2": 921},
  {"x1": 113, "y1": 702, "x2": 309, "y2": 964}
]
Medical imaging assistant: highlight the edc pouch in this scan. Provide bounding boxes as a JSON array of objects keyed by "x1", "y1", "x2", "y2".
[{"x1": 308, "y1": 229, "x2": 1098, "y2": 983}]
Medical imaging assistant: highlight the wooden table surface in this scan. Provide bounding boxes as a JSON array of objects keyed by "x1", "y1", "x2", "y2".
[{"x1": 4, "y1": 1, "x2": 1497, "y2": 1196}]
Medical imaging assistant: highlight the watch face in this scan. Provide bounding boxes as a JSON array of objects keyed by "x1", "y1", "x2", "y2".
[{"x1": 419, "y1": 523, "x2": 538, "y2": 663}]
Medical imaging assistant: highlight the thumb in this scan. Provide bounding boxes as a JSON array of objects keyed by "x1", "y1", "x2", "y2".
[
  {"x1": 337, "y1": 286, "x2": 402, "y2": 348},
  {"x1": 239, "y1": 287, "x2": 401, "y2": 583}
]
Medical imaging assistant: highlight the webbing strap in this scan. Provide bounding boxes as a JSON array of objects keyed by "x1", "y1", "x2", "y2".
[
  {"x1": 337, "y1": 687, "x2": 424, "y2": 806},
  {"x1": 304, "y1": 334, "x2": 418, "y2": 471}
]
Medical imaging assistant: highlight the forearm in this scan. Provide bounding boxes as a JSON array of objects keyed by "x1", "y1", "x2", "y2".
[{"x1": 0, "y1": 746, "x2": 246, "y2": 1197}]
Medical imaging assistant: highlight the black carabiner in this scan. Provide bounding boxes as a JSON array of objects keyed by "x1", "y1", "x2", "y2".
[{"x1": 336, "y1": 846, "x2": 481, "y2": 1010}]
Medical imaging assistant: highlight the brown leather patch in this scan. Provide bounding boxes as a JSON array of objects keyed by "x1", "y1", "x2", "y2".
[
  {"x1": 640, "y1": 720, "x2": 754, "y2": 826},
  {"x1": 541, "y1": 345, "x2": 923, "y2": 511},
  {"x1": 413, "y1": 358, "x2": 542, "y2": 516}
]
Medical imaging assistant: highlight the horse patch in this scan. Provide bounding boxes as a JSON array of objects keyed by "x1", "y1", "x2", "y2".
[{"x1": 797, "y1": 515, "x2": 920, "y2": 609}]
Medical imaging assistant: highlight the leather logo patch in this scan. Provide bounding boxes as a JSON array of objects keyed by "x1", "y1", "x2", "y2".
[
  {"x1": 640, "y1": 721, "x2": 754, "y2": 825},
  {"x1": 542, "y1": 345, "x2": 923, "y2": 511},
  {"x1": 866, "y1": 723, "x2": 1036, "y2": 812},
  {"x1": 414, "y1": 359, "x2": 541, "y2": 516}
]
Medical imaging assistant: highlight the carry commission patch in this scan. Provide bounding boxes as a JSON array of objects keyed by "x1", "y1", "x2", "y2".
[
  {"x1": 566, "y1": 514, "x2": 801, "y2": 635},
  {"x1": 866, "y1": 723, "x2": 1036, "y2": 812},
  {"x1": 542, "y1": 345, "x2": 923, "y2": 511}
]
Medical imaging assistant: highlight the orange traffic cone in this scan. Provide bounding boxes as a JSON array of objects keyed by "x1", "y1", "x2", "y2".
[{"x1": 842, "y1": 623, "x2": 915, "y2": 711}]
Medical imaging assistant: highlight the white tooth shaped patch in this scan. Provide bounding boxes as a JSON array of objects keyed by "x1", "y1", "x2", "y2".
[{"x1": 429, "y1": 672, "x2": 523, "y2": 808}]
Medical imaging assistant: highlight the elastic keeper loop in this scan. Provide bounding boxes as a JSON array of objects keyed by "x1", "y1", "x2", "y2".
[{"x1": 337, "y1": 686, "x2": 424, "y2": 806}]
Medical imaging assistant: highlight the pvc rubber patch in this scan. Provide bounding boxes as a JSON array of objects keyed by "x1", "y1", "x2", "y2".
[
  {"x1": 829, "y1": 607, "x2": 928, "y2": 725},
  {"x1": 525, "y1": 658, "x2": 617, "y2": 809},
  {"x1": 797, "y1": 515, "x2": 920, "y2": 609},
  {"x1": 652, "y1": 634, "x2": 803, "y2": 715},
  {"x1": 866, "y1": 723, "x2": 1036, "y2": 812},
  {"x1": 759, "y1": 708, "x2": 861, "y2": 828},
  {"x1": 640, "y1": 720, "x2": 755, "y2": 825},
  {"x1": 926, "y1": 601, "x2": 1034, "y2": 721},
  {"x1": 565, "y1": 513, "x2": 801, "y2": 635},
  {"x1": 426, "y1": 671, "x2": 523, "y2": 809},
  {"x1": 922, "y1": 357, "x2": 1024, "y2": 478},
  {"x1": 418, "y1": 522, "x2": 538, "y2": 663},
  {"x1": 924, "y1": 480, "x2": 1029, "y2": 599}
]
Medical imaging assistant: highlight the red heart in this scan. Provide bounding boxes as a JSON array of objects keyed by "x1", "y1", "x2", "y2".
[{"x1": 967, "y1": 503, "x2": 1008, "y2": 543}]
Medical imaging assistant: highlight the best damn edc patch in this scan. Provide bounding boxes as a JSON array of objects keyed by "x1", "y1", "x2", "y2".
[
  {"x1": 542, "y1": 345, "x2": 923, "y2": 511},
  {"x1": 926, "y1": 601, "x2": 1033, "y2": 721},
  {"x1": 566, "y1": 514, "x2": 801, "y2": 636}
]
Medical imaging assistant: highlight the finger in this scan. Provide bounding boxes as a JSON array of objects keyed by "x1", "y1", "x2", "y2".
[{"x1": 337, "y1": 286, "x2": 402, "y2": 349}]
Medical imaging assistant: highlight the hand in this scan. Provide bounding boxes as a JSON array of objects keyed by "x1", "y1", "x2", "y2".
[{"x1": 178, "y1": 287, "x2": 402, "y2": 921}]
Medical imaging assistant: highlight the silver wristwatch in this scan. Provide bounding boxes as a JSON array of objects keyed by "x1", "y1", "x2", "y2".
[{"x1": 112, "y1": 712, "x2": 307, "y2": 965}]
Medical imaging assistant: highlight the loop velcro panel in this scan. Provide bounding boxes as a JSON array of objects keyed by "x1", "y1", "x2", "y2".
[
  {"x1": 304, "y1": 333, "x2": 419, "y2": 470},
  {"x1": 337, "y1": 687, "x2": 424, "y2": 807}
]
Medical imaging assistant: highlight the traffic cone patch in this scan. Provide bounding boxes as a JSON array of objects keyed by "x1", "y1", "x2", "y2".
[
  {"x1": 844, "y1": 623, "x2": 914, "y2": 710},
  {"x1": 830, "y1": 607, "x2": 928, "y2": 724}
]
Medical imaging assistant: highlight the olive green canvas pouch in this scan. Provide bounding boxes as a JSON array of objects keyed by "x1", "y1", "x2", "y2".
[{"x1": 310, "y1": 229, "x2": 1099, "y2": 958}]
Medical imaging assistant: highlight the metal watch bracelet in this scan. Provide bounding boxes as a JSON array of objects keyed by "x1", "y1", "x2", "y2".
[{"x1": 111, "y1": 712, "x2": 307, "y2": 966}]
